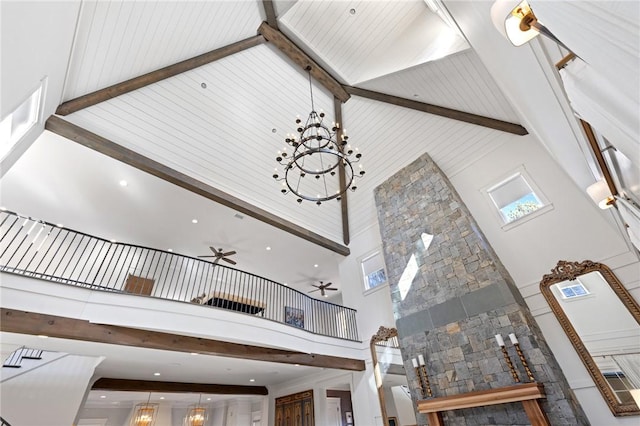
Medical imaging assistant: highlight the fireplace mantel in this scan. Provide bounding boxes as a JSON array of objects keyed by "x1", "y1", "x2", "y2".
[{"x1": 417, "y1": 382, "x2": 550, "y2": 426}]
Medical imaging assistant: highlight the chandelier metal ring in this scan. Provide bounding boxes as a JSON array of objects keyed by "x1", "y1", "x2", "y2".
[{"x1": 273, "y1": 66, "x2": 365, "y2": 205}]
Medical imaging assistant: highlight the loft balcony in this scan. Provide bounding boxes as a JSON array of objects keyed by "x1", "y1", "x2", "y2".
[{"x1": 0, "y1": 210, "x2": 359, "y2": 342}]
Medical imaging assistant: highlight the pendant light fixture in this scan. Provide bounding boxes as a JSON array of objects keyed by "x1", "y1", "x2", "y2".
[
  {"x1": 130, "y1": 393, "x2": 157, "y2": 426},
  {"x1": 273, "y1": 66, "x2": 365, "y2": 205},
  {"x1": 184, "y1": 394, "x2": 207, "y2": 426}
]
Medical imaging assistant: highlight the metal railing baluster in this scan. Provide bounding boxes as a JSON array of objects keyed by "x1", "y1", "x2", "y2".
[{"x1": 0, "y1": 211, "x2": 359, "y2": 341}]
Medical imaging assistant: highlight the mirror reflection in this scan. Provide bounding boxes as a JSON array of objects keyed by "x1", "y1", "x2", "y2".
[
  {"x1": 370, "y1": 327, "x2": 417, "y2": 426},
  {"x1": 541, "y1": 260, "x2": 640, "y2": 416}
]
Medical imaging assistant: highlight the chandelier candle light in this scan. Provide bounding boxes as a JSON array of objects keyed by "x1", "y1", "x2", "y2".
[{"x1": 274, "y1": 66, "x2": 365, "y2": 205}]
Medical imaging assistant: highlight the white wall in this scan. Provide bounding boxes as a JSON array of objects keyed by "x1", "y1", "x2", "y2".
[
  {"x1": 448, "y1": 129, "x2": 640, "y2": 424},
  {"x1": 77, "y1": 407, "x2": 131, "y2": 426},
  {"x1": 0, "y1": 354, "x2": 103, "y2": 426},
  {"x1": 0, "y1": 0, "x2": 80, "y2": 175}
]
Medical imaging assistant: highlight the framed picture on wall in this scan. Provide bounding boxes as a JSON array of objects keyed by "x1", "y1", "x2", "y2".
[
  {"x1": 284, "y1": 306, "x2": 304, "y2": 328},
  {"x1": 388, "y1": 417, "x2": 398, "y2": 426}
]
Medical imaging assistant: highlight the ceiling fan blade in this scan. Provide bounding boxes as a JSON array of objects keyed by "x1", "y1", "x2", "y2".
[
  {"x1": 197, "y1": 255, "x2": 215, "y2": 258},
  {"x1": 308, "y1": 289, "x2": 320, "y2": 293},
  {"x1": 326, "y1": 287, "x2": 338, "y2": 291},
  {"x1": 212, "y1": 257, "x2": 221, "y2": 265},
  {"x1": 221, "y1": 257, "x2": 237, "y2": 265},
  {"x1": 209, "y1": 246, "x2": 218, "y2": 253},
  {"x1": 221, "y1": 250, "x2": 236, "y2": 257}
]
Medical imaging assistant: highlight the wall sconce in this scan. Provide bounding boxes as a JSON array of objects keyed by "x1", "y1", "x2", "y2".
[
  {"x1": 586, "y1": 180, "x2": 615, "y2": 209},
  {"x1": 490, "y1": 0, "x2": 569, "y2": 49}
]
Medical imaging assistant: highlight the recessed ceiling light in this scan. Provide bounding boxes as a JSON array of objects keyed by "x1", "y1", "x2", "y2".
[
  {"x1": 201, "y1": 82, "x2": 207, "y2": 89},
  {"x1": 266, "y1": 246, "x2": 271, "y2": 251},
  {"x1": 100, "y1": 395, "x2": 107, "y2": 399},
  {"x1": 314, "y1": 264, "x2": 318, "y2": 268},
  {"x1": 153, "y1": 372, "x2": 161, "y2": 376},
  {"x1": 37, "y1": 335, "x2": 48, "y2": 339},
  {"x1": 249, "y1": 379, "x2": 255, "y2": 382},
  {"x1": 349, "y1": 8, "x2": 356, "y2": 15},
  {"x1": 284, "y1": 283, "x2": 288, "y2": 286},
  {"x1": 119, "y1": 180, "x2": 128, "y2": 187},
  {"x1": 160, "y1": 397, "x2": 165, "y2": 400},
  {"x1": 234, "y1": 213, "x2": 244, "y2": 220},
  {"x1": 190, "y1": 352, "x2": 198, "y2": 356},
  {"x1": 168, "y1": 249, "x2": 173, "y2": 252},
  {"x1": 191, "y1": 219, "x2": 198, "y2": 224},
  {"x1": 57, "y1": 224, "x2": 64, "y2": 228},
  {"x1": 272, "y1": 128, "x2": 277, "y2": 133},
  {"x1": 110, "y1": 239, "x2": 117, "y2": 243},
  {"x1": 206, "y1": 397, "x2": 211, "y2": 401},
  {"x1": 294, "y1": 364, "x2": 300, "y2": 367}
]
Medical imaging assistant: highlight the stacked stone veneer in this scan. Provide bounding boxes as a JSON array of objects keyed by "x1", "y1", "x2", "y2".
[{"x1": 374, "y1": 153, "x2": 588, "y2": 425}]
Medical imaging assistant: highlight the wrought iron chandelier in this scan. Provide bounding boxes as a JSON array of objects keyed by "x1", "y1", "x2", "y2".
[{"x1": 273, "y1": 66, "x2": 364, "y2": 205}]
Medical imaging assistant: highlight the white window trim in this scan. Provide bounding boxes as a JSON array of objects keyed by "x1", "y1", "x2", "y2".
[
  {"x1": 359, "y1": 248, "x2": 389, "y2": 295},
  {"x1": 481, "y1": 165, "x2": 554, "y2": 231}
]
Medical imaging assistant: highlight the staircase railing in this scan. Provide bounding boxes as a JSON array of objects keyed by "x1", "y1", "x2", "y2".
[{"x1": 0, "y1": 210, "x2": 359, "y2": 341}]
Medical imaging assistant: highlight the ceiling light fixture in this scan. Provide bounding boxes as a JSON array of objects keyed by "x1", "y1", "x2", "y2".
[
  {"x1": 130, "y1": 393, "x2": 157, "y2": 426},
  {"x1": 191, "y1": 219, "x2": 198, "y2": 224},
  {"x1": 119, "y1": 180, "x2": 128, "y2": 187},
  {"x1": 153, "y1": 372, "x2": 161, "y2": 376},
  {"x1": 266, "y1": 246, "x2": 271, "y2": 251},
  {"x1": 185, "y1": 394, "x2": 207, "y2": 426},
  {"x1": 273, "y1": 66, "x2": 364, "y2": 205}
]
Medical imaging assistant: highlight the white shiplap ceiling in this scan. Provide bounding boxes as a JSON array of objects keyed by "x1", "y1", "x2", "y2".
[
  {"x1": 62, "y1": 0, "x2": 264, "y2": 101},
  {"x1": 1, "y1": 0, "x2": 526, "y2": 407}
]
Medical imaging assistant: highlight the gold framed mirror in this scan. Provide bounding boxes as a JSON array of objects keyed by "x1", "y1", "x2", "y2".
[
  {"x1": 370, "y1": 326, "x2": 416, "y2": 426},
  {"x1": 540, "y1": 260, "x2": 640, "y2": 416}
]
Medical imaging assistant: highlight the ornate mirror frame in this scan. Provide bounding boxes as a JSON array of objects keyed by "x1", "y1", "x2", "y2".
[
  {"x1": 370, "y1": 326, "x2": 398, "y2": 426},
  {"x1": 540, "y1": 260, "x2": 640, "y2": 416}
]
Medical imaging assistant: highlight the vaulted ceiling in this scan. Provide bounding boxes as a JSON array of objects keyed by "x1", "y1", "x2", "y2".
[{"x1": 3, "y1": 0, "x2": 535, "y2": 299}]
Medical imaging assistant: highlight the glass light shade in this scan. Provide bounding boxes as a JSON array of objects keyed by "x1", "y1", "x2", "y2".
[
  {"x1": 130, "y1": 404, "x2": 158, "y2": 426},
  {"x1": 586, "y1": 180, "x2": 614, "y2": 209},
  {"x1": 491, "y1": 0, "x2": 540, "y2": 46},
  {"x1": 184, "y1": 405, "x2": 207, "y2": 426}
]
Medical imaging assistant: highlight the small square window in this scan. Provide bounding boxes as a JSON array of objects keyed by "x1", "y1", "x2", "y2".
[
  {"x1": 486, "y1": 170, "x2": 548, "y2": 224},
  {"x1": 361, "y1": 250, "x2": 388, "y2": 291},
  {"x1": 559, "y1": 279, "x2": 590, "y2": 299}
]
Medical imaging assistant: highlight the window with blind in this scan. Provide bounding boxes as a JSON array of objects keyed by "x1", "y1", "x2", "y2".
[
  {"x1": 361, "y1": 250, "x2": 388, "y2": 292},
  {"x1": 486, "y1": 171, "x2": 548, "y2": 224}
]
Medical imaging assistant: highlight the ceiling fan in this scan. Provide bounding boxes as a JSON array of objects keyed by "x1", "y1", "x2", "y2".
[
  {"x1": 308, "y1": 281, "x2": 337, "y2": 297},
  {"x1": 197, "y1": 246, "x2": 237, "y2": 265}
]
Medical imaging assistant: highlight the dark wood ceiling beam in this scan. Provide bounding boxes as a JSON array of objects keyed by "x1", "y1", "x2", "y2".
[
  {"x1": 1, "y1": 309, "x2": 366, "y2": 371},
  {"x1": 258, "y1": 22, "x2": 350, "y2": 103},
  {"x1": 334, "y1": 98, "x2": 350, "y2": 246},
  {"x1": 93, "y1": 378, "x2": 268, "y2": 395},
  {"x1": 262, "y1": 1, "x2": 278, "y2": 29},
  {"x1": 56, "y1": 35, "x2": 265, "y2": 116},
  {"x1": 344, "y1": 86, "x2": 528, "y2": 136},
  {"x1": 45, "y1": 116, "x2": 350, "y2": 256}
]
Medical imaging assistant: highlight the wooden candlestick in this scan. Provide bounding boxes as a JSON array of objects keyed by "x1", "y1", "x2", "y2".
[
  {"x1": 514, "y1": 343, "x2": 535, "y2": 382},
  {"x1": 414, "y1": 366, "x2": 428, "y2": 398},
  {"x1": 501, "y1": 346, "x2": 520, "y2": 383},
  {"x1": 419, "y1": 365, "x2": 433, "y2": 397}
]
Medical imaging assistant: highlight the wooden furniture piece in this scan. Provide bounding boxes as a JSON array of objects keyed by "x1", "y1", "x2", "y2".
[
  {"x1": 192, "y1": 291, "x2": 266, "y2": 315},
  {"x1": 124, "y1": 274, "x2": 154, "y2": 296},
  {"x1": 275, "y1": 390, "x2": 314, "y2": 426},
  {"x1": 417, "y1": 382, "x2": 550, "y2": 426}
]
